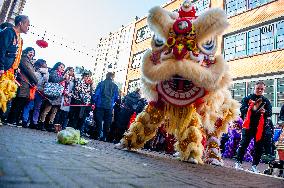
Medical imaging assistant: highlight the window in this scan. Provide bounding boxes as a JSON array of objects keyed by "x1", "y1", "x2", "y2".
[
  {"x1": 128, "y1": 79, "x2": 140, "y2": 93},
  {"x1": 224, "y1": 36, "x2": 236, "y2": 60},
  {"x1": 132, "y1": 51, "x2": 146, "y2": 69},
  {"x1": 231, "y1": 82, "x2": 246, "y2": 102},
  {"x1": 226, "y1": 0, "x2": 247, "y2": 17},
  {"x1": 225, "y1": 0, "x2": 275, "y2": 17},
  {"x1": 237, "y1": 0, "x2": 247, "y2": 14},
  {"x1": 276, "y1": 20, "x2": 284, "y2": 50},
  {"x1": 193, "y1": 0, "x2": 210, "y2": 15},
  {"x1": 224, "y1": 19, "x2": 284, "y2": 60},
  {"x1": 248, "y1": 0, "x2": 261, "y2": 9},
  {"x1": 136, "y1": 26, "x2": 152, "y2": 43},
  {"x1": 247, "y1": 80, "x2": 257, "y2": 95},
  {"x1": 277, "y1": 77, "x2": 284, "y2": 107},
  {"x1": 235, "y1": 32, "x2": 247, "y2": 57},
  {"x1": 263, "y1": 79, "x2": 274, "y2": 106},
  {"x1": 248, "y1": 28, "x2": 261, "y2": 55},
  {"x1": 260, "y1": 23, "x2": 275, "y2": 52},
  {"x1": 226, "y1": 0, "x2": 237, "y2": 17}
]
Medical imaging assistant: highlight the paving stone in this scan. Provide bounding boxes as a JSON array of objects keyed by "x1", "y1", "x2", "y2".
[
  {"x1": 0, "y1": 126, "x2": 283, "y2": 188},
  {"x1": 0, "y1": 175, "x2": 31, "y2": 184}
]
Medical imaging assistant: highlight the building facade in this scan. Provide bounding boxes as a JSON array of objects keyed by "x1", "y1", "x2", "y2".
[
  {"x1": 93, "y1": 23, "x2": 135, "y2": 89},
  {"x1": 0, "y1": 0, "x2": 26, "y2": 24},
  {"x1": 124, "y1": 0, "x2": 284, "y2": 124}
]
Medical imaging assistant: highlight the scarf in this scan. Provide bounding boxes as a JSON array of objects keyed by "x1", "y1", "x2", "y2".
[
  {"x1": 11, "y1": 28, "x2": 23, "y2": 71},
  {"x1": 242, "y1": 99, "x2": 265, "y2": 142}
]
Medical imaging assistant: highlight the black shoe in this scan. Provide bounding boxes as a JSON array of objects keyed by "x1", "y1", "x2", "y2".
[
  {"x1": 8, "y1": 122, "x2": 17, "y2": 127},
  {"x1": 46, "y1": 124, "x2": 55, "y2": 132},
  {"x1": 22, "y1": 121, "x2": 28, "y2": 128},
  {"x1": 261, "y1": 154, "x2": 275, "y2": 163},
  {"x1": 35, "y1": 123, "x2": 40, "y2": 130},
  {"x1": 99, "y1": 137, "x2": 106, "y2": 142},
  {"x1": 38, "y1": 122, "x2": 46, "y2": 131},
  {"x1": 1, "y1": 119, "x2": 8, "y2": 126},
  {"x1": 29, "y1": 122, "x2": 36, "y2": 129}
]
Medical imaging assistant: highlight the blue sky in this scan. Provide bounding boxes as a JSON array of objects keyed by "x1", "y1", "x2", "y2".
[{"x1": 22, "y1": 0, "x2": 170, "y2": 69}]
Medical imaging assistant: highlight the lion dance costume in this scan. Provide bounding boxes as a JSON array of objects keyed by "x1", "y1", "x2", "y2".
[{"x1": 116, "y1": 0, "x2": 239, "y2": 166}]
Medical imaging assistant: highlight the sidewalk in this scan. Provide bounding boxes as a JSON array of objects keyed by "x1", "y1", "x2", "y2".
[{"x1": 0, "y1": 125, "x2": 283, "y2": 188}]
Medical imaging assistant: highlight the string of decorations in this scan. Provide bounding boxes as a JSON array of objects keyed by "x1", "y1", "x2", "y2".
[{"x1": 29, "y1": 24, "x2": 97, "y2": 58}]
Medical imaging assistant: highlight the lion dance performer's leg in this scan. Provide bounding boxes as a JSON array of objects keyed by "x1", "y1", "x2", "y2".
[
  {"x1": 115, "y1": 102, "x2": 164, "y2": 150},
  {"x1": 205, "y1": 114, "x2": 235, "y2": 166},
  {"x1": 205, "y1": 130, "x2": 224, "y2": 166},
  {"x1": 170, "y1": 105, "x2": 203, "y2": 164},
  {"x1": 204, "y1": 89, "x2": 240, "y2": 166}
]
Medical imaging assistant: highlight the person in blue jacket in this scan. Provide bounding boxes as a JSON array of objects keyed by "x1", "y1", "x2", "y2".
[{"x1": 93, "y1": 72, "x2": 118, "y2": 141}]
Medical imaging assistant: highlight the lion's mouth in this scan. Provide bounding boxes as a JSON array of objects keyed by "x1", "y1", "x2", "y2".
[
  {"x1": 168, "y1": 75, "x2": 194, "y2": 92},
  {"x1": 156, "y1": 75, "x2": 205, "y2": 106}
]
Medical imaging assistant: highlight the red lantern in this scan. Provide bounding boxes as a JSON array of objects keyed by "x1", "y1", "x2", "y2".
[{"x1": 36, "y1": 39, "x2": 48, "y2": 48}]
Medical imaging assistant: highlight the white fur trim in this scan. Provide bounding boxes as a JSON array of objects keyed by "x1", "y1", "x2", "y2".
[
  {"x1": 142, "y1": 52, "x2": 230, "y2": 91},
  {"x1": 194, "y1": 8, "x2": 229, "y2": 44},
  {"x1": 141, "y1": 77, "x2": 158, "y2": 102},
  {"x1": 187, "y1": 157, "x2": 198, "y2": 164},
  {"x1": 147, "y1": 6, "x2": 174, "y2": 40},
  {"x1": 207, "y1": 158, "x2": 224, "y2": 166}
]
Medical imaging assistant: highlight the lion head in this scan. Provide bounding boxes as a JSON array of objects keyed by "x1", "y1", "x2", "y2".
[{"x1": 141, "y1": 6, "x2": 232, "y2": 104}]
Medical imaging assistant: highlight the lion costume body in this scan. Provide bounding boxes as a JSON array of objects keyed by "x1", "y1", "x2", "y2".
[{"x1": 116, "y1": 1, "x2": 239, "y2": 166}]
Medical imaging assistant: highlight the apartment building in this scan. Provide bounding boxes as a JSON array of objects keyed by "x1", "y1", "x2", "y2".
[
  {"x1": 93, "y1": 23, "x2": 135, "y2": 89},
  {"x1": 0, "y1": 0, "x2": 26, "y2": 23}
]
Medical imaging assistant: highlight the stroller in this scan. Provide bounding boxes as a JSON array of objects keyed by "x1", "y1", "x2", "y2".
[{"x1": 263, "y1": 122, "x2": 284, "y2": 177}]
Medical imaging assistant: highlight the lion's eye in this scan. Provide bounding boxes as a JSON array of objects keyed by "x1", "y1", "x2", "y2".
[
  {"x1": 198, "y1": 38, "x2": 217, "y2": 55},
  {"x1": 202, "y1": 40, "x2": 215, "y2": 51},
  {"x1": 154, "y1": 35, "x2": 164, "y2": 47}
]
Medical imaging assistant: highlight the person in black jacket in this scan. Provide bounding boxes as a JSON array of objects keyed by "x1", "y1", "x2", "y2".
[
  {"x1": 0, "y1": 22, "x2": 14, "y2": 32},
  {"x1": 113, "y1": 88, "x2": 147, "y2": 142},
  {"x1": 235, "y1": 81, "x2": 272, "y2": 173},
  {"x1": 7, "y1": 47, "x2": 38, "y2": 126},
  {"x1": 0, "y1": 15, "x2": 30, "y2": 76},
  {"x1": 0, "y1": 16, "x2": 29, "y2": 124}
]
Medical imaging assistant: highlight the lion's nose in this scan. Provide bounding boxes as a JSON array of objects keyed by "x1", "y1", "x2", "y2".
[{"x1": 173, "y1": 43, "x2": 187, "y2": 60}]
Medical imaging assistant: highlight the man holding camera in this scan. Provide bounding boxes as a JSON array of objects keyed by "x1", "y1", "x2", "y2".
[{"x1": 235, "y1": 81, "x2": 272, "y2": 173}]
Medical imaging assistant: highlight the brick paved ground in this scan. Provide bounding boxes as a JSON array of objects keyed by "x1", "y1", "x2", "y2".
[{"x1": 0, "y1": 125, "x2": 283, "y2": 188}]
